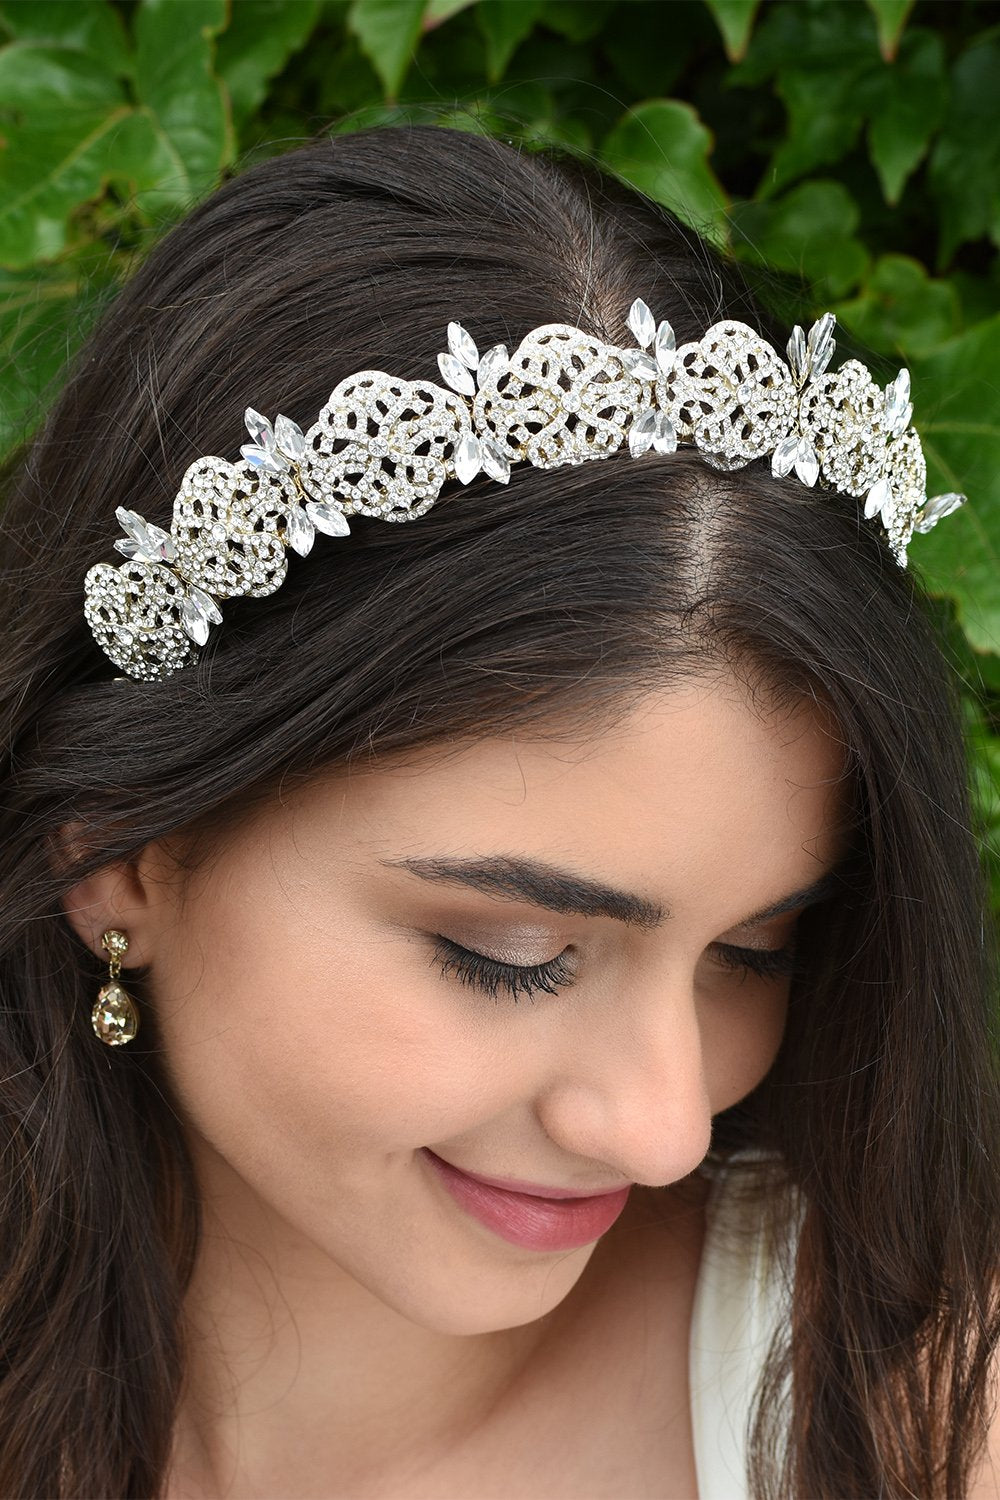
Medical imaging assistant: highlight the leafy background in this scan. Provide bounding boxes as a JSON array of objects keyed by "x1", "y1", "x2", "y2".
[{"x1": 2, "y1": 0, "x2": 998, "y2": 908}]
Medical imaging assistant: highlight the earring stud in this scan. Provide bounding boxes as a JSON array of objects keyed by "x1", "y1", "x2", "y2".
[{"x1": 91, "y1": 929, "x2": 140, "y2": 1046}]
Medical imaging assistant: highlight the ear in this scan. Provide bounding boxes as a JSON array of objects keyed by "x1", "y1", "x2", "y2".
[{"x1": 55, "y1": 821, "x2": 167, "y2": 969}]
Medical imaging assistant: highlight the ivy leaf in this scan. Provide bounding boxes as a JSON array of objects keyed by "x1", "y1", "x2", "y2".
[
  {"x1": 729, "y1": 2, "x2": 883, "y2": 200},
  {"x1": 0, "y1": 249, "x2": 118, "y2": 457},
  {"x1": 729, "y1": 180, "x2": 869, "y2": 301},
  {"x1": 862, "y1": 0, "x2": 916, "y2": 63},
  {"x1": 0, "y1": 0, "x2": 131, "y2": 74},
  {"x1": 347, "y1": 0, "x2": 425, "y2": 100},
  {"x1": 928, "y1": 36, "x2": 1000, "y2": 267},
  {"x1": 215, "y1": 0, "x2": 322, "y2": 134},
  {"x1": 701, "y1": 0, "x2": 763, "y2": 64},
  {"x1": 867, "y1": 27, "x2": 946, "y2": 205},
  {"x1": 600, "y1": 100, "x2": 730, "y2": 250},
  {"x1": 130, "y1": 0, "x2": 233, "y2": 218},
  {"x1": 537, "y1": 1, "x2": 613, "y2": 44},
  {"x1": 907, "y1": 315, "x2": 1000, "y2": 655},
  {"x1": 833, "y1": 254, "x2": 960, "y2": 358},
  {"x1": 475, "y1": 0, "x2": 542, "y2": 83},
  {"x1": 422, "y1": 0, "x2": 475, "y2": 23},
  {"x1": 0, "y1": 40, "x2": 130, "y2": 266}
]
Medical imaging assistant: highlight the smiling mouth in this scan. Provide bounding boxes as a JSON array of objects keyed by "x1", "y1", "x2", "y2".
[
  {"x1": 421, "y1": 1149, "x2": 632, "y2": 1252},
  {"x1": 424, "y1": 1150, "x2": 631, "y2": 1200}
]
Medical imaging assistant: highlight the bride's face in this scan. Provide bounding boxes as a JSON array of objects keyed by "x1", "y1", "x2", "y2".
[{"x1": 114, "y1": 671, "x2": 845, "y2": 1333}]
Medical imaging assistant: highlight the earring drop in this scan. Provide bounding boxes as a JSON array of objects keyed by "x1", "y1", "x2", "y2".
[{"x1": 91, "y1": 929, "x2": 140, "y2": 1046}]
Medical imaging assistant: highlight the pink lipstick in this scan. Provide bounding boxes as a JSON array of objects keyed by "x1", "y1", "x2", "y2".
[{"x1": 422, "y1": 1148, "x2": 631, "y2": 1251}]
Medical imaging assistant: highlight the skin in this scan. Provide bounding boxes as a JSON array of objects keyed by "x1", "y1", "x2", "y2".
[{"x1": 62, "y1": 669, "x2": 847, "y2": 1498}]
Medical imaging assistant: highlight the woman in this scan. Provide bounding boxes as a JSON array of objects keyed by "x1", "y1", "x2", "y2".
[{"x1": 1, "y1": 124, "x2": 998, "y2": 1499}]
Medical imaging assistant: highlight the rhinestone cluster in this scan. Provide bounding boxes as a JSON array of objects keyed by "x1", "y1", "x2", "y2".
[{"x1": 83, "y1": 303, "x2": 967, "y2": 680}]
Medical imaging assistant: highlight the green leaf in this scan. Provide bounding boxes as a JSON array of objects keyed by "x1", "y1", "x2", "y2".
[
  {"x1": 423, "y1": 0, "x2": 474, "y2": 22},
  {"x1": 928, "y1": 36, "x2": 1000, "y2": 267},
  {"x1": 0, "y1": 250, "x2": 118, "y2": 457},
  {"x1": 0, "y1": 0, "x2": 131, "y2": 75},
  {"x1": 600, "y1": 100, "x2": 730, "y2": 250},
  {"x1": 867, "y1": 27, "x2": 947, "y2": 205},
  {"x1": 701, "y1": 0, "x2": 762, "y2": 64},
  {"x1": 475, "y1": 0, "x2": 542, "y2": 83},
  {"x1": 131, "y1": 0, "x2": 233, "y2": 217},
  {"x1": 537, "y1": 1, "x2": 612, "y2": 44},
  {"x1": 964, "y1": 696, "x2": 1000, "y2": 913},
  {"x1": 728, "y1": 180, "x2": 869, "y2": 301},
  {"x1": 215, "y1": 0, "x2": 321, "y2": 133},
  {"x1": 862, "y1": 0, "x2": 915, "y2": 62},
  {"x1": 0, "y1": 40, "x2": 130, "y2": 265},
  {"x1": 906, "y1": 314, "x2": 1000, "y2": 655},
  {"x1": 727, "y1": 2, "x2": 888, "y2": 200},
  {"x1": 833, "y1": 254, "x2": 961, "y2": 357},
  {"x1": 0, "y1": 37, "x2": 122, "y2": 108},
  {"x1": 347, "y1": 0, "x2": 425, "y2": 99}
]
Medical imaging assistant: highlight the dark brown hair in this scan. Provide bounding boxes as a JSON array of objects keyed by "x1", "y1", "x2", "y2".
[{"x1": 1, "y1": 124, "x2": 998, "y2": 1498}]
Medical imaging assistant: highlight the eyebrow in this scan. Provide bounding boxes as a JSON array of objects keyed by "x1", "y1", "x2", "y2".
[{"x1": 382, "y1": 854, "x2": 841, "y2": 932}]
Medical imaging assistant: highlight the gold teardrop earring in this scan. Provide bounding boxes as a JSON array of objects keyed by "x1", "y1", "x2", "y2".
[{"x1": 91, "y1": 929, "x2": 140, "y2": 1046}]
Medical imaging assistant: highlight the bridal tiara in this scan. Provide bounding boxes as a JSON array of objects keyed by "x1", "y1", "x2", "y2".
[{"x1": 83, "y1": 300, "x2": 966, "y2": 682}]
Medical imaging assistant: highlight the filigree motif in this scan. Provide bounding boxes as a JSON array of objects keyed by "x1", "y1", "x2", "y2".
[
  {"x1": 299, "y1": 372, "x2": 472, "y2": 522},
  {"x1": 171, "y1": 457, "x2": 299, "y2": 600},
  {"x1": 84, "y1": 560, "x2": 198, "y2": 681},
  {"x1": 473, "y1": 325, "x2": 652, "y2": 470}
]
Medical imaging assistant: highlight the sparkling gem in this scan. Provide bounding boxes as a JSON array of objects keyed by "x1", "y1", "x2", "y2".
[
  {"x1": 737, "y1": 381, "x2": 755, "y2": 404},
  {"x1": 620, "y1": 349, "x2": 658, "y2": 380},
  {"x1": 476, "y1": 344, "x2": 508, "y2": 388},
  {"x1": 628, "y1": 407, "x2": 657, "y2": 457},
  {"x1": 186, "y1": 583, "x2": 222, "y2": 624},
  {"x1": 653, "y1": 412, "x2": 677, "y2": 454},
  {"x1": 274, "y1": 414, "x2": 306, "y2": 462},
  {"x1": 771, "y1": 433, "x2": 800, "y2": 478},
  {"x1": 102, "y1": 930, "x2": 128, "y2": 961},
  {"x1": 915, "y1": 491, "x2": 966, "y2": 533},
  {"x1": 454, "y1": 433, "x2": 482, "y2": 485},
  {"x1": 794, "y1": 437, "x2": 819, "y2": 487},
  {"x1": 305, "y1": 500, "x2": 351, "y2": 537},
  {"x1": 285, "y1": 506, "x2": 316, "y2": 556},
  {"x1": 437, "y1": 353, "x2": 476, "y2": 397},
  {"x1": 884, "y1": 370, "x2": 912, "y2": 438},
  {"x1": 654, "y1": 321, "x2": 676, "y2": 370},
  {"x1": 447, "y1": 322, "x2": 479, "y2": 371},
  {"x1": 91, "y1": 980, "x2": 139, "y2": 1045},
  {"x1": 628, "y1": 299, "x2": 655, "y2": 349},
  {"x1": 481, "y1": 437, "x2": 511, "y2": 483},
  {"x1": 113, "y1": 512, "x2": 176, "y2": 566},
  {"x1": 804, "y1": 313, "x2": 836, "y2": 381},
  {"x1": 241, "y1": 442, "x2": 289, "y2": 474},
  {"x1": 863, "y1": 476, "x2": 892, "y2": 520},
  {"x1": 245, "y1": 408, "x2": 273, "y2": 447},
  {"x1": 786, "y1": 325, "x2": 807, "y2": 384},
  {"x1": 180, "y1": 597, "x2": 212, "y2": 646}
]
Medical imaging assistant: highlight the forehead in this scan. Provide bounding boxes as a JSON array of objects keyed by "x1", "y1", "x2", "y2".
[{"x1": 259, "y1": 672, "x2": 848, "y2": 922}]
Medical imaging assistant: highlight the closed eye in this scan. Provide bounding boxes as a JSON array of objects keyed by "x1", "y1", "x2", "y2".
[{"x1": 430, "y1": 935, "x2": 796, "y2": 1005}]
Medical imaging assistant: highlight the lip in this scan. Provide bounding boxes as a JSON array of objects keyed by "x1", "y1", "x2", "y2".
[{"x1": 421, "y1": 1149, "x2": 632, "y2": 1252}]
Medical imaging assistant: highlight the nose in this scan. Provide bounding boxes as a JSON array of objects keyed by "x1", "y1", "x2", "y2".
[{"x1": 534, "y1": 967, "x2": 712, "y2": 1189}]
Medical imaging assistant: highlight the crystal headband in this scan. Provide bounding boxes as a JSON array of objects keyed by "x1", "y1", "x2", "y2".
[{"x1": 84, "y1": 301, "x2": 966, "y2": 681}]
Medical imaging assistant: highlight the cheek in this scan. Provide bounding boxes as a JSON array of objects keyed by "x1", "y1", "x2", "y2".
[
  {"x1": 145, "y1": 896, "x2": 497, "y2": 1175},
  {"x1": 700, "y1": 983, "x2": 790, "y2": 1115}
]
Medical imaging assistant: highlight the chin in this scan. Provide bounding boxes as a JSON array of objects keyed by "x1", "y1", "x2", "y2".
[{"x1": 366, "y1": 1244, "x2": 595, "y2": 1338}]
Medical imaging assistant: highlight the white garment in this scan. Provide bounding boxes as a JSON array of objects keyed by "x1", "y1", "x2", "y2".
[{"x1": 688, "y1": 1153, "x2": 804, "y2": 1500}]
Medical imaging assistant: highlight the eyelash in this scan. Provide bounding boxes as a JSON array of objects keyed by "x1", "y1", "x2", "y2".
[{"x1": 430, "y1": 935, "x2": 797, "y2": 1005}]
